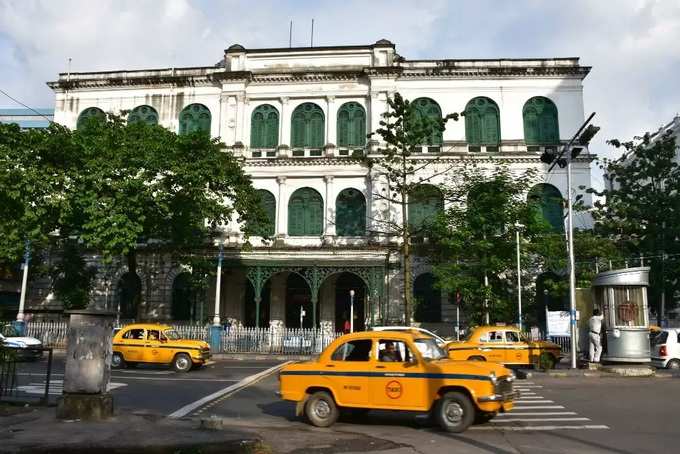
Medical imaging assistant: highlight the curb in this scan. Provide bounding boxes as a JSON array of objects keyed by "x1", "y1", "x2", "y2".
[{"x1": 212, "y1": 353, "x2": 313, "y2": 361}]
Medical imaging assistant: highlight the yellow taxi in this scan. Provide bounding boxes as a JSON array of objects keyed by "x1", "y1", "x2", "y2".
[
  {"x1": 112, "y1": 323, "x2": 211, "y2": 372},
  {"x1": 278, "y1": 331, "x2": 517, "y2": 433},
  {"x1": 446, "y1": 325, "x2": 562, "y2": 368}
]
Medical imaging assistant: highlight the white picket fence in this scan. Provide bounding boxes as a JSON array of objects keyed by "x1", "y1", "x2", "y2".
[{"x1": 20, "y1": 321, "x2": 341, "y2": 355}]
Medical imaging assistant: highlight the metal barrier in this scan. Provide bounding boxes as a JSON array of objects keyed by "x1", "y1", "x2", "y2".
[
  {"x1": 549, "y1": 335, "x2": 572, "y2": 354},
  {"x1": 0, "y1": 347, "x2": 54, "y2": 405}
]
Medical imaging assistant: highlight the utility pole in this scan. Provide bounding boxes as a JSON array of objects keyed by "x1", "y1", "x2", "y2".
[
  {"x1": 541, "y1": 112, "x2": 599, "y2": 369},
  {"x1": 15, "y1": 240, "x2": 30, "y2": 335},
  {"x1": 515, "y1": 223, "x2": 524, "y2": 331},
  {"x1": 349, "y1": 289, "x2": 355, "y2": 333}
]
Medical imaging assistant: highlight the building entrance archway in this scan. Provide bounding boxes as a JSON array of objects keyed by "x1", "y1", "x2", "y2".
[
  {"x1": 172, "y1": 273, "x2": 202, "y2": 322},
  {"x1": 116, "y1": 272, "x2": 141, "y2": 320},
  {"x1": 245, "y1": 279, "x2": 271, "y2": 327},
  {"x1": 285, "y1": 273, "x2": 314, "y2": 328},
  {"x1": 334, "y1": 272, "x2": 366, "y2": 332},
  {"x1": 414, "y1": 272, "x2": 442, "y2": 323}
]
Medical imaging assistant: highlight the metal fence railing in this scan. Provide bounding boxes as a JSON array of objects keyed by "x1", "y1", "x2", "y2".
[
  {"x1": 18, "y1": 321, "x2": 342, "y2": 356},
  {"x1": 548, "y1": 335, "x2": 572, "y2": 354},
  {"x1": 0, "y1": 347, "x2": 54, "y2": 405}
]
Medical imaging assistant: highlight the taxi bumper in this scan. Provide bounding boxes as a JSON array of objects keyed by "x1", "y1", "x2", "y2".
[{"x1": 478, "y1": 390, "x2": 520, "y2": 403}]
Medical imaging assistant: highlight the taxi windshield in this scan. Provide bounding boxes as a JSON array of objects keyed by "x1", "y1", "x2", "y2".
[
  {"x1": 414, "y1": 338, "x2": 447, "y2": 360},
  {"x1": 164, "y1": 329, "x2": 181, "y2": 341}
]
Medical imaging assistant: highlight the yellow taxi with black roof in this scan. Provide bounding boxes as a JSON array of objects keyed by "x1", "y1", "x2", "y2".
[
  {"x1": 112, "y1": 323, "x2": 211, "y2": 372},
  {"x1": 446, "y1": 325, "x2": 562, "y2": 368},
  {"x1": 278, "y1": 330, "x2": 517, "y2": 433}
]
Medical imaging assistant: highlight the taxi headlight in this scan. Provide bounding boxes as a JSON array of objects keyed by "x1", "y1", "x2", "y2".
[{"x1": 489, "y1": 371, "x2": 497, "y2": 383}]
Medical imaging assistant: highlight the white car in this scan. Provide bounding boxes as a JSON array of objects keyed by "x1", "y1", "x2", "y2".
[
  {"x1": 651, "y1": 328, "x2": 680, "y2": 369},
  {"x1": 371, "y1": 326, "x2": 448, "y2": 346},
  {"x1": 0, "y1": 330, "x2": 43, "y2": 361}
]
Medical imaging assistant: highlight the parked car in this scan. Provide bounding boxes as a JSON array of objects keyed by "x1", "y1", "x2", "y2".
[
  {"x1": 112, "y1": 323, "x2": 211, "y2": 372},
  {"x1": 278, "y1": 330, "x2": 517, "y2": 433},
  {"x1": 445, "y1": 325, "x2": 562, "y2": 369},
  {"x1": 651, "y1": 328, "x2": 680, "y2": 369},
  {"x1": 0, "y1": 326, "x2": 43, "y2": 361},
  {"x1": 371, "y1": 326, "x2": 448, "y2": 346}
]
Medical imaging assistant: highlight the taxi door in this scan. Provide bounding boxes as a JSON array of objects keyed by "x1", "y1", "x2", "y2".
[
  {"x1": 143, "y1": 329, "x2": 174, "y2": 364},
  {"x1": 118, "y1": 328, "x2": 145, "y2": 362},
  {"x1": 369, "y1": 339, "x2": 428, "y2": 411},
  {"x1": 478, "y1": 330, "x2": 505, "y2": 363},
  {"x1": 325, "y1": 339, "x2": 372, "y2": 406},
  {"x1": 503, "y1": 330, "x2": 527, "y2": 364}
]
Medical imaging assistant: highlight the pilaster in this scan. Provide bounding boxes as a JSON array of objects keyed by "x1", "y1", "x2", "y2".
[
  {"x1": 276, "y1": 176, "x2": 287, "y2": 238},
  {"x1": 323, "y1": 175, "x2": 335, "y2": 240}
]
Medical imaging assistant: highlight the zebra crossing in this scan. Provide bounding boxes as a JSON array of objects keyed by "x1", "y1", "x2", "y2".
[
  {"x1": 472, "y1": 381, "x2": 610, "y2": 431},
  {"x1": 15, "y1": 379, "x2": 127, "y2": 396}
]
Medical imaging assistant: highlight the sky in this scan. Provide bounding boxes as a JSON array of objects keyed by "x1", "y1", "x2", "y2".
[{"x1": 1, "y1": 0, "x2": 679, "y2": 177}]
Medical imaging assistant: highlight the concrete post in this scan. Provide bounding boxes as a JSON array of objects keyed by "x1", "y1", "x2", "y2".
[{"x1": 56, "y1": 310, "x2": 115, "y2": 420}]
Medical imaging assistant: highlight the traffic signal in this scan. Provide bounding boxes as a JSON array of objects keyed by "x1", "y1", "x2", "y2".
[
  {"x1": 541, "y1": 123, "x2": 600, "y2": 169},
  {"x1": 571, "y1": 124, "x2": 600, "y2": 159}
]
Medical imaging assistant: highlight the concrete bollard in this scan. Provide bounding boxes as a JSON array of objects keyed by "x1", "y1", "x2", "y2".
[{"x1": 56, "y1": 310, "x2": 115, "y2": 421}]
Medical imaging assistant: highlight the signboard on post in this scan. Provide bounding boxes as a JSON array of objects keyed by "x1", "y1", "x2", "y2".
[{"x1": 546, "y1": 310, "x2": 579, "y2": 336}]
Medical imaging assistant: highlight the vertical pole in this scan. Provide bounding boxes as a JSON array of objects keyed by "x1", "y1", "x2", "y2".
[
  {"x1": 516, "y1": 228, "x2": 522, "y2": 331},
  {"x1": 310, "y1": 19, "x2": 314, "y2": 47},
  {"x1": 567, "y1": 153, "x2": 578, "y2": 369},
  {"x1": 213, "y1": 244, "x2": 223, "y2": 326},
  {"x1": 289, "y1": 21, "x2": 292, "y2": 48},
  {"x1": 483, "y1": 271, "x2": 490, "y2": 325},
  {"x1": 349, "y1": 290, "x2": 355, "y2": 333},
  {"x1": 255, "y1": 296, "x2": 262, "y2": 329},
  {"x1": 456, "y1": 304, "x2": 460, "y2": 341},
  {"x1": 15, "y1": 240, "x2": 30, "y2": 336}
]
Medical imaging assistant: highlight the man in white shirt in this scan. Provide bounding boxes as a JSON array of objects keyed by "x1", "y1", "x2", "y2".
[{"x1": 588, "y1": 308, "x2": 604, "y2": 363}]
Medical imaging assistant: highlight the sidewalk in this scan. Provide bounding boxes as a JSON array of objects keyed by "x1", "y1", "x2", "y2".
[{"x1": 0, "y1": 404, "x2": 267, "y2": 454}]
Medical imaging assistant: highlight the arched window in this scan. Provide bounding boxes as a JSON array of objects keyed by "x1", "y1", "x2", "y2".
[
  {"x1": 291, "y1": 103, "x2": 324, "y2": 148},
  {"x1": 179, "y1": 103, "x2": 211, "y2": 135},
  {"x1": 76, "y1": 107, "x2": 106, "y2": 130},
  {"x1": 253, "y1": 189, "x2": 276, "y2": 236},
  {"x1": 128, "y1": 105, "x2": 158, "y2": 126},
  {"x1": 523, "y1": 97, "x2": 559, "y2": 145},
  {"x1": 412, "y1": 97, "x2": 443, "y2": 145},
  {"x1": 288, "y1": 187, "x2": 324, "y2": 236},
  {"x1": 465, "y1": 97, "x2": 500, "y2": 146},
  {"x1": 528, "y1": 184, "x2": 564, "y2": 232},
  {"x1": 414, "y1": 273, "x2": 442, "y2": 323},
  {"x1": 335, "y1": 188, "x2": 366, "y2": 236},
  {"x1": 336, "y1": 102, "x2": 366, "y2": 148},
  {"x1": 408, "y1": 184, "x2": 444, "y2": 230},
  {"x1": 250, "y1": 104, "x2": 279, "y2": 148}
]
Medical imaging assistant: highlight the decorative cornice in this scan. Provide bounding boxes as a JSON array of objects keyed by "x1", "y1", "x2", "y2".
[
  {"x1": 398, "y1": 66, "x2": 591, "y2": 79},
  {"x1": 245, "y1": 157, "x2": 365, "y2": 167}
]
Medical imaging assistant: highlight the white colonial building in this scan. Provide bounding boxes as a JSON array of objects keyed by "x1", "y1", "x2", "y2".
[{"x1": 38, "y1": 40, "x2": 594, "y2": 334}]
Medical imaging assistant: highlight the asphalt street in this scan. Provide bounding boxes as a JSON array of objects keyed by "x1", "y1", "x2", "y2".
[{"x1": 10, "y1": 355, "x2": 680, "y2": 453}]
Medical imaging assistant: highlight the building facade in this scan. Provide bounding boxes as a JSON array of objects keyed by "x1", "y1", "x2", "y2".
[{"x1": 35, "y1": 40, "x2": 594, "y2": 334}]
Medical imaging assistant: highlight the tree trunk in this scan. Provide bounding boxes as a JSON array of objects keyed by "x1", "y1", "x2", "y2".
[{"x1": 126, "y1": 250, "x2": 141, "y2": 320}]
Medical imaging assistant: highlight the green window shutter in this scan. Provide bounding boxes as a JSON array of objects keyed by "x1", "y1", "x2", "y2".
[
  {"x1": 337, "y1": 102, "x2": 366, "y2": 147},
  {"x1": 252, "y1": 190, "x2": 276, "y2": 236},
  {"x1": 251, "y1": 105, "x2": 279, "y2": 148},
  {"x1": 528, "y1": 184, "x2": 564, "y2": 232},
  {"x1": 408, "y1": 185, "x2": 443, "y2": 230},
  {"x1": 524, "y1": 97, "x2": 559, "y2": 145},
  {"x1": 179, "y1": 104, "x2": 211, "y2": 135},
  {"x1": 290, "y1": 103, "x2": 324, "y2": 148},
  {"x1": 288, "y1": 188, "x2": 323, "y2": 236},
  {"x1": 413, "y1": 98, "x2": 443, "y2": 145},
  {"x1": 128, "y1": 105, "x2": 158, "y2": 126},
  {"x1": 76, "y1": 107, "x2": 106, "y2": 130},
  {"x1": 414, "y1": 273, "x2": 442, "y2": 323},
  {"x1": 465, "y1": 97, "x2": 500, "y2": 146},
  {"x1": 336, "y1": 188, "x2": 366, "y2": 236}
]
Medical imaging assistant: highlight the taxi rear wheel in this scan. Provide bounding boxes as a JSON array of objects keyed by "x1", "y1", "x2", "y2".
[
  {"x1": 172, "y1": 353, "x2": 193, "y2": 373},
  {"x1": 111, "y1": 352, "x2": 125, "y2": 369},
  {"x1": 305, "y1": 391, "x2": 339, "y2": 428},
  {"x1": 434, "y1": 392, "x2": 474, "y2": 433}
]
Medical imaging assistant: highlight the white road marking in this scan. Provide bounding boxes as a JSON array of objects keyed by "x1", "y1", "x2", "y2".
[
  {"x1": 112, "y1": 376, "x2": 239, "y2": 382},
  {"x1": 516, "y1": 396, "x2": 547, "y2": 399},
  {"x1": 472, "y1": 425, "x2": 609, "y2": 431},
  {"x1": 492, "y1": 417, "x2": 590, "y2": 423},
  {"x1": 516, "y1": 385, "x2": 543, "y2": 389},
  {"x1": 168, "y1": 362, "x2": 290, "y2": 419},
  {"x1": 513, "y1": 405, "x2": 565, "y2": 409},
  {"x1": 519, "y1": 392, "x2": 537, "y2": 396},
  {"x1": 515, "y1": 400, "x2": 554, "y2": 404},
  {"x1": 496, "y1": 412, "x2": 577, "y2": 416},
  {"x1": 15, "y1": 380, "x2": 126, "y2": 396}
]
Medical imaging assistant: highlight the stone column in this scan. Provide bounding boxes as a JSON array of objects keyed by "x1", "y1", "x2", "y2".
[
  {"x1": 236, "y1": 94, "x2": 247, "y2": 144},
  {"x1": 276, "y1": 176, "x2": 287, "y2": 238},
  {"x1": 326, "y1": 95, "x2": 337, "y2": 146},
  {"x1": 269, "y1": 273, "x2": 287, "y2": 349},
  {"x1": 57, "y1": 310, "x2": 115, "y2": 420},
  {"x1": 323, "y1": 175, "x2": 335, "y2": 241},
  {"x1": 319, "y1": 274, "x2": 337, "y2": 334},
  {"x1": 279, "y1": 96, "x2": 290, "y2": 147}
]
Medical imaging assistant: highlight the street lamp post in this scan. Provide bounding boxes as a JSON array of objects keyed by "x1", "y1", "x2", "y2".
[
  {"x1": 210, "y1": 243, "x2": 224, "y2": 353},
  {"x1": 514, "y1": 223, "x2": 524, "y2": 331},
  {"x1": 14, "y1": 240, "x2": 30, "y2": 336},
  {"x1": 349, "y1": 289, "x2": 355, "y2": 333}
]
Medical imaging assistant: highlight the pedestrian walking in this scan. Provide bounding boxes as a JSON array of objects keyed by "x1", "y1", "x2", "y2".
[{"x1": 589, "y1": 308, "x2": 604, "y2": 363}]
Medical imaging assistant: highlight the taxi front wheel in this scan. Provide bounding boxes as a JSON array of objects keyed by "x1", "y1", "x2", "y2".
[
  {"x1": 111, "y1": 352, "x2": 125, "y2": 369},
  {"x1": 434, "y1": 392, "x2": 474, "y2": 433},
  {"x1": 305, "y1": 391, "x2": 339, "y2": 428},
  {"x1": 173, "y1": 353, "x2": 193, "y2": 373}
]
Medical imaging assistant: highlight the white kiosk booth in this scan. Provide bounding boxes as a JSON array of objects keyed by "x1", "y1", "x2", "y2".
[{"x1": 592, "y1": 267, "x2": 651, "y2": 363}]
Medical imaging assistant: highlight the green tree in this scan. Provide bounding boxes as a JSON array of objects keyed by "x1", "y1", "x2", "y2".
[
  {"x1": 590, "y1": 131, "x2": 680, "y2": 322},
  {"x1": 367, "y1": 93, "x2": 459, "y2": 323},
  {"x1": 429, "y1": 165, "x2": 543, "y2": 325}
]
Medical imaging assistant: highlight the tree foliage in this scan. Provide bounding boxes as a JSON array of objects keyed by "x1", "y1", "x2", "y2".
[
  {"x1": 590, "y1": 131, "x2": 680, "y2": 317},
  {"x1": 367, "y1": 93, "x2": 459, "y2": 323}
]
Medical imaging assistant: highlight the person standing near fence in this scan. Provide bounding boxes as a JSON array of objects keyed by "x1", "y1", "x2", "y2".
[{"x1": 589, "y1": 308, "x2": 604, "y2": 363}]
